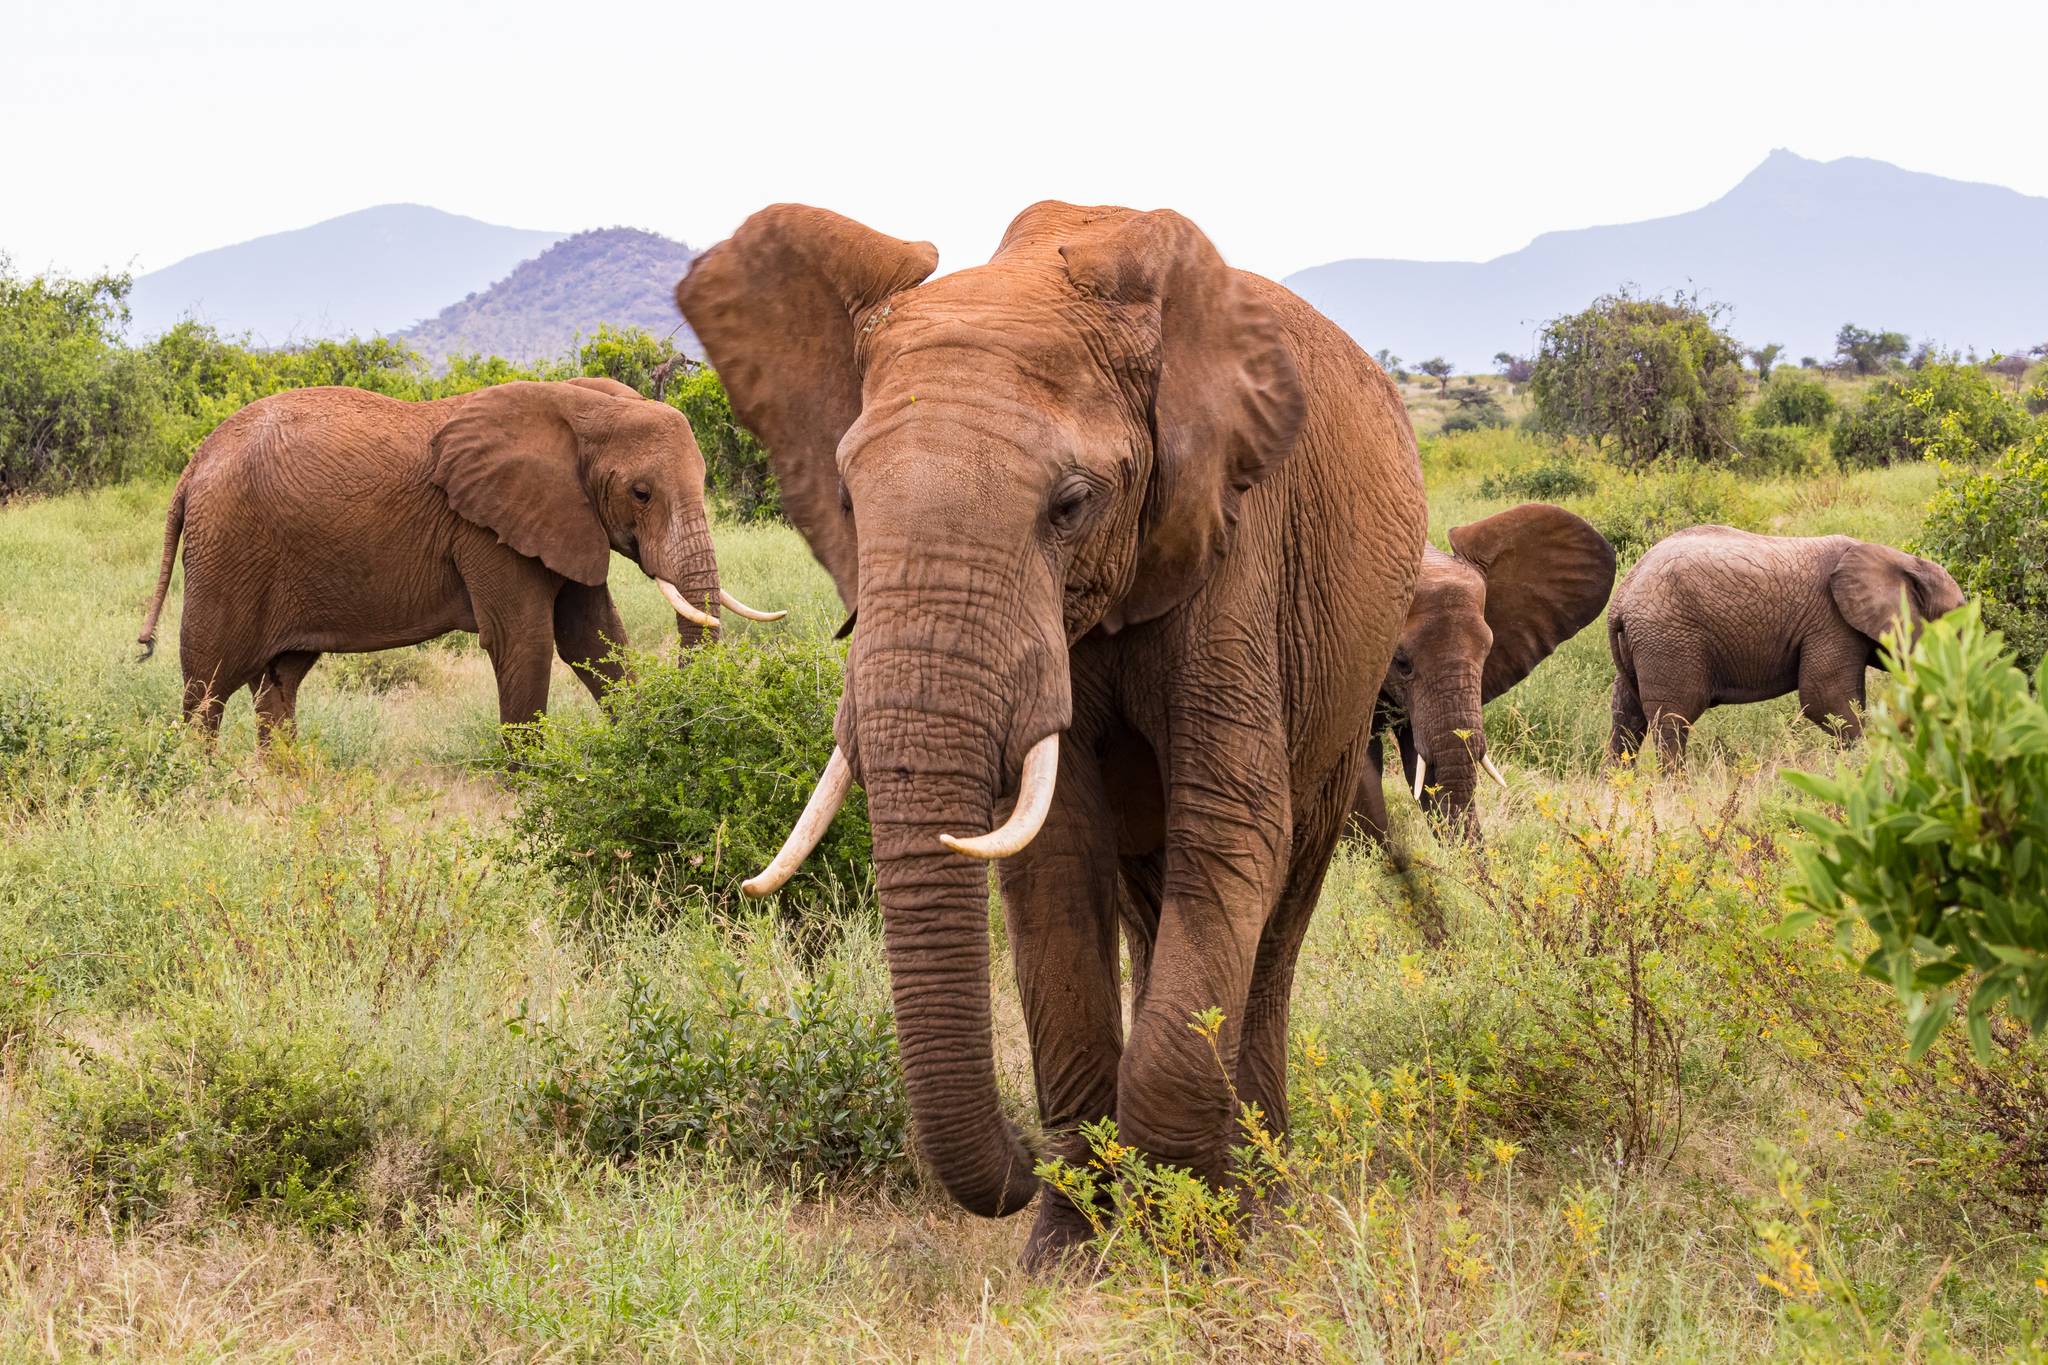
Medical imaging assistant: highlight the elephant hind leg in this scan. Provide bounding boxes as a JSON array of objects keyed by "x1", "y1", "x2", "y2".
[
  {"x1": 253, "y1": 651, "x2": 320, "y2": 746},
  {"x1": 1609, "y1": 664, "x2": 1648, "y2": 758}
]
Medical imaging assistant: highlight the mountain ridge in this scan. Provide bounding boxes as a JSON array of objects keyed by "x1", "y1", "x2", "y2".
[{"x1": 1285, "y1": 151, "x2": 2048, "y2": 368}]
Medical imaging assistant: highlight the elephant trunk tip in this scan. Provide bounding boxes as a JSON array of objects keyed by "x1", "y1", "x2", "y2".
[{"x1": 923, "y1": 1117, "x2": 1040, "y2": 1219}]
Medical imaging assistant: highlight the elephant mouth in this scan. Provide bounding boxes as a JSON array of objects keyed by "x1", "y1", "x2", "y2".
[{"x1": 741, "y1": 731, "x2": 1061, "y2": 897}]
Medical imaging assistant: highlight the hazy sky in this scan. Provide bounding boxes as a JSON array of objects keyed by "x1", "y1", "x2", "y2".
[{"x1": 6, "y1": 0, "x2": 2044, "y2": 281}]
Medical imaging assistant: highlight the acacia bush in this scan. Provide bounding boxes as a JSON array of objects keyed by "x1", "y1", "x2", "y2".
[
  {"x1": 506, "y1": 636, "x2": 868, "y2": 912},
  {"x1": 1527, "y1": 288, "x2": 1746, "y2": 467},
  {"x1": 1916, "y1": 428, "x2": 2048, "y2": 671},
  {"x1": 0, "y1": 261, "x2": 171, "y2": 494},
  {"x1": 1831, "y1": 362, "x2": 2034, "y2": 468},
  {"x1": 1751, "y1": 372, "x2": 1835, "y2": 429}
]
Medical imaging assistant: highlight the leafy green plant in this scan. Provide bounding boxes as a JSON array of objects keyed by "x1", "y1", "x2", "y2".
[
  {"x1": 48, "y1": 1004, "x2": 427, "y2": 1230},
  {"x1": 1831, "y1": 362, "x2": 2034, "y2": 468},
  {"x1": 1916, "y1": 428, "x2": 2048, "y2": 670},
  {"x1": 1752, "y1": 372, "x2": 1836, "y2": 429},
  {"x1": 1478, "y1": 456, "x2": 1598, "y2": 501},
  {"x1": 506, "y1": 636, "x2": 869, "y2": 911},
  {"x1": 328, "y1": 646, "x2": 435, "y2": 694},
  {"x1": 1784, "y1": 605, "x2": 2048, "y2": 1060},
  {"x1": 1569, "y1": 462, "x2": 1759, "y2": 559},
  {"x1": 1733, "y1": 420, "x2": 1825, "y2": 476},
  {"x1": 516, "y1": 962, "x2": 910, "y2": 1189},
  {"x1": 1528, "y1": 288, "x2": 1747, "y2": 467}
]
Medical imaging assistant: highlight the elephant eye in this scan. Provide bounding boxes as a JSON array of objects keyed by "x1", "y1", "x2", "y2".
[
  {"x1": 1392, "y1": 649, "x2": 1414, "y2": 677},
  {"x1": 1048, "y1": 478, "x2": 1094, "y2": 535},
  {"x1": 630, "y1": 482, "x2": 653, "y2": 505}
]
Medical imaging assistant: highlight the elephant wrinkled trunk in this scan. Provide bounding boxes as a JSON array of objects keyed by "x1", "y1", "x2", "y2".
[
  {"x1": 649, "y1": 513, "x2": 721, "y2": 649},
  {"x1": 862, "y1": 754, "x2": 1040, "y2": 1218},
  {"x1": 1414, "y1": 677, "x2": 1487, "y2": 835}
]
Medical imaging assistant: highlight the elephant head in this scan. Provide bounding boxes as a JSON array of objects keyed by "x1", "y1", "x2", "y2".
[
  {"x1": 676, "y1": 202, "x2": 1304, "y2": 1217},
  {"x1": 1384, "y1": 503, "x2": 1613, "y2": 833},
  {"x1": 1829, "y1": 540, "x2": 1964, "y2": 650},
  {"x1": 430, "y1": 381, "x2": 775, "y2": 642}
]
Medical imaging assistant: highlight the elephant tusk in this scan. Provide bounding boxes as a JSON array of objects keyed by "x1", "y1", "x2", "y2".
[
  {"x1": 1481, "y1": 753, "x2": 1508, "y2": 789},
  {"x1": 719, "y1": 588, "x2": 786, "y2": 622},
  {"x1": 657, "y1": 578, "x2": 721, "y2": 630},
  {"x1": 1412, "y1": 754, "x2": 1427, "y2": 802},
  {"x1": 742, "y1": 748, "x2": 853, "y2": 897},
  {"x1": 940, "y1": 733, "x2": 1060, "y2": 860}
]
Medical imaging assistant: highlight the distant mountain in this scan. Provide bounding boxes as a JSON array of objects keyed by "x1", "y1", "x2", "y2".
[
  {"x1": 126, "y1": 205, "x2": 566, "y2": 343},
  {"x1": 1286, "y1": 151, "x2": 2048, "y2": 370},
  {"x1": 398, "y1": 227, "x2": 700, "y2": 365}
]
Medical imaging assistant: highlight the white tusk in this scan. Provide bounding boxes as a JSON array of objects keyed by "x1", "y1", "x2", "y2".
[
  {"x1": 719, "y1": 588, "x2": 786, "y2": 622},
  {"x1": 657, "y1": 579, "x2": 720, "y2": 630},
  {"x1": 939, "y1": 734, "x2": 1060, "y2": 860},
  {"x1": 1412, "y1": 754, "x2": 1427, "y2": 802},
  {"x1": 1481, "y1": 753, "x2": 1508, "y2": 789},
  {"x1": 742, "y1": 748, "x2": 853, "y2": 898}
]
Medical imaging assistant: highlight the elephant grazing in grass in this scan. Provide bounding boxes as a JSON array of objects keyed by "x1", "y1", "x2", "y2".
[
  {"x1": 137, "y1": 377, "x2": 779, "y2": 738},
  {"x1": 1352, "y1": 503, "x2": 1615, "y2": 841},
  {"x1": 1607, "y1": 525, "x2": 1964, "y2": 760},
  {"x1": 677, "y1": 200, "x2": 1427, "y2": 1264}
]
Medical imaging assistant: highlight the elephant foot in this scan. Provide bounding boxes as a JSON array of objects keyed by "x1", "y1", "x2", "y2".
[{"x1": 1019, "y1": 1192, "x2": 1099, "y2": 1275}]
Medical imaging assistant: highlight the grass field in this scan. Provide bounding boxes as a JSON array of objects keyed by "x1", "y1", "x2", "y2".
[{"x1": 3, "y1": 431, "x2": 2045, "y2": 1361}]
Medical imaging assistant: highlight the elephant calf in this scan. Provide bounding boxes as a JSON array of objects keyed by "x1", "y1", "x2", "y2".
[
  {"x1": 138, "y1": 377, "x2": 777, "y2": 738},
  {"x1": 1351, "y1": 503, "x2": 1615, "y2": 841},
  {"x1": 1607, "y1": 525, "x2": 1963, "y2": 760}
]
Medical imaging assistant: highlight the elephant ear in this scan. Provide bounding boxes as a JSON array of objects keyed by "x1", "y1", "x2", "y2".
[
  {"x1": 675, "y1": 205, "x2": 938, "y2": 610},
  {"x1": 1061, "y1": 211, "x2": 1307, "y2": 631},
  {"x1": 1830, "y1": 541, "x2": 1965, "y2": 645},
  {"x1": 1449, "y1": 503, "x2": 1616, "y2": 703},
  {"x1": 429, "y1": 382, "x2": 611, "y2": 587}
]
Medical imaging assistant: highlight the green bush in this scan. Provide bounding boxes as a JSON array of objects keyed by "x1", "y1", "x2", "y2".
[
  {"x1": 1751, "y1": 372, "x2": 1836, "y2": 429},
  {"x1": 1528, "y1": 288, "x2": 1747, "y2": 467},
  {"x1": 1732, "y1": 420, "x2": 1826, "y2": 477},
  {"x1": 1440, "y1": 391, "x2": 1509, "y2": 433},
  {"x1": 507, "y1": 636, "x2": 869, "y2": 911},
  {"x1": 669, "y1": 364, "x2": 780, "y2": 522},
  {"x1": 1569, "y1": 463, "x2": 1759, "y2": 560},
  {"x1": 0, "y1": 259, "x2": 173, "y2": 494},
  {"x1": 516, "y1": 963, "x2": 910, "y2": 1189},
  {"x1": 49, "y1": 1004, "x2": 434, "y2": 1230},
  {"x1": 1916, "y1": 429, "x2": 2048, "y2": 671},
  {"x1": 1831, "y1": 363, "x2": 2034, "y2": 468},
  {"x1": 1477, "y1": 456, "x2": 1597, "y2": 501},
  {"x1": 1784, "y1": 605, "x2": 2048, "y2": 1061},
  {"x1": 328, "y1": 646, "x2": 435, "y2": 694}
]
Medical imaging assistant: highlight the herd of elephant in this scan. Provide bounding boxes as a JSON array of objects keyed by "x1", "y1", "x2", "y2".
[{"x1": 134, "y1": 200, "x2": 1964, "y2": 1264}]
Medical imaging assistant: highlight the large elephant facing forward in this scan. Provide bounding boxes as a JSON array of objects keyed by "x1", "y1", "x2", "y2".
[
  {"x1": 1608, "y1": 526, "x2": 1963, "y2": 760},
  {"x1": 677, "y1": 201, "x2": 1427, "y2": 1263},
  {"x1": 138, "y1": 378, "x2": 776, "y2": 737},
  {"x1": 1352, "y1": 503, "x2": 1614, "y2": 841}
]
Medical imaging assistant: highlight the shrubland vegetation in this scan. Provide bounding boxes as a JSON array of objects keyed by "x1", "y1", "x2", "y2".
[{"x1": 4, "y1": 258, "x2": 2048, "y2": 1357}]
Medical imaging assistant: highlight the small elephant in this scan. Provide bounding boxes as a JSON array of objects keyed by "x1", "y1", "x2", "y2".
[
  {"x1": 137, "y1": 378, "x2": 776, "y2": 738},
  {"x1": 1351, "y1": 503, "x2": 1615, "y2": 841},
  {"x1": 1607, "y1": 526, "x2": 1964, "y2": 760}
]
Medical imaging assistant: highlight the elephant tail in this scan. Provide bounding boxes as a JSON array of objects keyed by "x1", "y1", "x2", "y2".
[{"x1": 137, "y1": 466, "x2": 191, "y2": 661}]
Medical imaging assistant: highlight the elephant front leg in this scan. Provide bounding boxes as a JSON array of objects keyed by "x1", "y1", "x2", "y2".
[
  {"x1": 1115, "y1": 700, "x2": 1290, "y2": 1184},
  {"x1": 554, "y1": 582, "x2": 629, "y2": 706},
  {"x1": 997, "y1": 739, "x2": 1125, "y2": 1269},
  {"x1": 462, "y1": 548, "x2": 563, "y2": 725}
]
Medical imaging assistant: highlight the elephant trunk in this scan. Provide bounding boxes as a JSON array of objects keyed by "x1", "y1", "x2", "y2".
[
  {"x1": 1414, "y1": 673, "x2": 1486, "y2": 835},
  {"x1": 650, "y1": 506, "x2": 721, "y2": 649},
  {"x1": 841, "y1": 577, "x2": 1062, "y2": 1220}
]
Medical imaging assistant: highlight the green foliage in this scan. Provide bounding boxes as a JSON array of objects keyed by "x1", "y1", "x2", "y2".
[
  {"x1": 1572, "y1": 462, "x2": 1759, "y2": 559},
  {"x1": 1835, "y1": 324, "x2": 1910, "y2": 375},
  {"x1": 1416, "y1": 356, "x2": 1455, "y2": 392},
  {"x1": 1528, "y1": 288, "x2": 1747, "y2": 467},
  {"x1": 1440, "y1": 387, "x2": 1509, "y2": 433},
  {"x1": 516, "y1": 964, "x2": 910, "y2": 1189},
  {"x1": 1784, "y1": 605, "x2": 2048, "y2": 1061},
  {"x1": 48, "y1": 1003, "x2": 425, "y2": 1230},
  {"x1": 1733, "y1": 420, "x2": 1827, "y2": 476},
  {"x1": 506, "y1": 636, "x2": 868, "y2": 911},
  {"x1": 1746, "y1": 342, "x2": 1784, "y2": 383},
  {"x1": 0, "y1": 258, "x2": 171, "y2": 495},
  {"x1": 668, "y1": 363, "x2": 780, "y2": 522},
  {"x1": 1752, "y1": 372, "x2": 1836, "y2": 429},
  {"x1": 1477, "y1": 456, "x2": 1597, "y2": 501},
  {"x1": 575, "y1": 323, "x2": 678, "y2": 396},
  {"x1": 327, "y1": 647, "x2": 435, "y2": 694},
  {"x1": 1917, "y1": 429, "x2": 2048, "y2": 670},
  {"x1": 1832, "y1": 362, "x2": 2035, "y2": 468}
]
